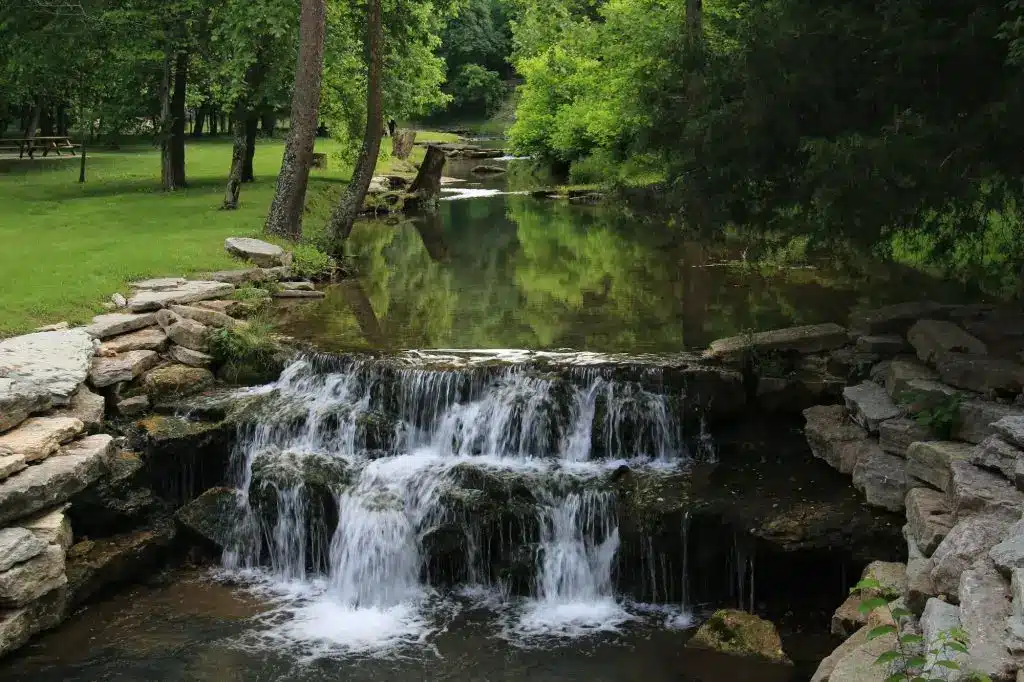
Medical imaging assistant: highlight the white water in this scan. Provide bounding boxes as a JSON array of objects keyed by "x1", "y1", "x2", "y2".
[{"x1": 222, "y1": 357, "x2": 694, "y2": 655}]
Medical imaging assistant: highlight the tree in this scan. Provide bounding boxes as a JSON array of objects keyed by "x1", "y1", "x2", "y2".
[{"x1": 264, "y1": 0, "x2": 327, "y2": 239}]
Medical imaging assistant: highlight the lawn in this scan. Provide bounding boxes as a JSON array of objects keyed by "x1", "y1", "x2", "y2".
[{"x1": 0, "y1": 135, "x2": 424, "y2": 337}]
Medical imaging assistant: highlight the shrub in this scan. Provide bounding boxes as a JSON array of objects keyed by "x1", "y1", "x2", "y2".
[
  {"x1": 291, "y1": 243, "x2": 334, "y2": 281},
  {"x1": 209, "y1": 317, "x2": 284, "y2": 385},
  {"x1": 452, "y1": 64, "x2": 506, "y2": 117}
]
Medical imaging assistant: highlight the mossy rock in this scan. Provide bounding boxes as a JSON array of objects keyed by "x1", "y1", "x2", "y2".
[
  {"x1": 175, "y1": 487, "x2": 244, "y2": 549},
  {"x1": 687, "y1": 609, "x2": 791, "y2": 665},
  {"x1": 143, "y1": 365, "x2": 214, "y2": 401}
]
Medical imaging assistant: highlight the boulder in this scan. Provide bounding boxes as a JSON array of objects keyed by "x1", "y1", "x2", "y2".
[
  {"x1": 826, "y1": 625, "x2": 898, "y2": 682},
  {"x1": 905, "y1": 526, "x2": 936, "y2": 614},
  {"x1": 168, "y1": 304, "x2": 239, "y2": 329},
  {"x1": 0, "y1": 416, "x2": 84, "y2": 463},
  {"x1": 920, "y1": 598, "x2": 968, "y2": 673},
  {"x1": 906, "y1": 440, "x2": 974, "y2": 492},
  {"x1": 224, "y1": 237, "x2": 286, "y2": 267},
  {"x1": 0, "y1": 379, "x2": 51, "y2": 434},
  {"x1": 126, "y1": 280, "x2": 235, "y2": 313},
  {"x1": 803, "y1": 405, "x2": 872, "y2": 474},
  {"x1": 884, "y1": 358, "x2": 939, "y2": 400},
  {"x1": 705, "y1": 323, "x2": 848, "y2": 362},
  {"x1": 991, "y1": 521, "x2": 1024, "y2": 578},
  {"x1": 931, "y1": 514, "x2": 1012, "y2": 600},
  {"x1": 0, "y1": 434, "x2": 114, "y2": 525},
  {"x1": 0, "y1": 328, "x2": 95, "y2": 405},
  {"x1": 19, "y1": 505, "x2": 72, "y2": 550},
  {"x1": 810, "y1": 626, "x2": 869, "y2": 682},
  {"x1": 905, "y1": 487, "x2": 954, "y2": 556},
  {"x1": 155, "y1": 309, "x2": 210, "y2": 352},
  {"x1": 0, "y1": 528, "x2": 47, "y2": 572},
  {"x1": 62, "y1": 385, "x2": 105, "y2": 432},
  {"x1": 852, "y1": 447, "x2": 907, "y2": 511},
  {"x1": 850, "y1": 301, "x2": 948, "y2": 335},
  {"x1": 973, "y1": 436, "x2": 1024, "y2": 480},
  {"x1": 272, "y1": 289, "x2": 325, "y2": 299},
  {"x1": 907, "y1": 319, "x2": 987, "y2": 363},
  {"x1": 957, "y1": 401, "x2": 1024, "y2": 445},
  {"x1": 98, "y1": 327, "x2": 168, "y2": 354},
  {"x1": 116, "y1": 395, "x2": 150, "y2": 416},
  {"x1": 0, "y1": 545, "x2": 66, "y2": 607},
  {"x1": 959, "y1": 560, "x2": 1017, "y2": 681},
  {"x1": 844, "y1": 381, "x2": 903, "y2": 433},
  {"x1": 948, "y1": 460, "x2": 1024, "y2": 521},
  {"x1": 831, "y1": 561, "x2": 907, "y2": 637},
  {"x1": 167, "y1": 345, "x2": 213, "y2": 368},
  {"x1": 879, "y1": 418, "x2": 933, "y2": 457},
  {"x1": 175, "y1": 486, "x2": 243, "y2": 549},
  {"x1": 0, "y1": 455, "x2": 26, "y2": 482},
  {"x1": 142, "y1": 365, "x2": 214, "y2": 401},
  {"x1": 686, "y1": 608, "x2": 790, "y2": 664},
  {"x1": 89, "y1": 350, "x2": 159, "y2": 388},
  {"x1": 995, "y1": 417, "x2": 1024, "y2": 450},
  {"x1": 936, "y1": 354, "x2": 1024, "y2": 396},
  {"x1": 202, "y1": 268, "x2": 267, "y2": 285},
  {"x1": 130, "y1": 277, "x2": 187, "y2": 290},
  {"x1": 84, "y1": 312, "x2": 157, "y2": 339},
  {"x1": 0, "y1": 586, "x2": 67, "y2": 659}
]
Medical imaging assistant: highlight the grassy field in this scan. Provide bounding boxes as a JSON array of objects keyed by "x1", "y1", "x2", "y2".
[{"x1": 0, "y1": 135, "x2": 425, "y2": 337}]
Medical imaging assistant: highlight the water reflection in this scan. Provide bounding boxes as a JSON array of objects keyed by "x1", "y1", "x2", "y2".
[{"x1": 280, "y1": 195, "x2": 980, "y2": 353}]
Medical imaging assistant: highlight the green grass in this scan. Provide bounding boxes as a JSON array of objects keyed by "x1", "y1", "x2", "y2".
[{"x1": 0, "y1": 136, "x2": 415, "y2": 337}]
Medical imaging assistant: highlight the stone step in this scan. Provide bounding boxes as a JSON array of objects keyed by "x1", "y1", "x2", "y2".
[
  {"x1": 126, "y1": 281, "x2": 235, "y2": 313},
  {"x1": 0, "y1": 328, "x2": 94, "y2": 406},
  {"x1": 84, "y1": 312, "x2": 157, "y2": 340},
  {"x1": 98, "y1": 327, "x2": 168, "y2": 354}
]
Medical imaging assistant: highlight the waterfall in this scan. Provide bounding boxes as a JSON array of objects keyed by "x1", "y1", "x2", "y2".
[{"x1": 221, "y1": 355, "x2": 698, "y2": 653}]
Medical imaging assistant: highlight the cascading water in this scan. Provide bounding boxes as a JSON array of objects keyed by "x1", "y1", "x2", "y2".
[{"x1": 221, "y1": 354, "x2": 699, "y2": 654}]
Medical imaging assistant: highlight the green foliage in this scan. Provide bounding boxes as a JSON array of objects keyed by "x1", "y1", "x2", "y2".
[
  {"x1": 897, "y1": 390, "x2": 963, "y2": 440},
  {"x1": 451, "y1": 64, "x2": 506, "y2": 116},
  {"x1": 290, "y1": 243, "x2": 334, "y2": 281},
  {"x1": 209, "y1": 315, "x2": 284, "y2": 385}
]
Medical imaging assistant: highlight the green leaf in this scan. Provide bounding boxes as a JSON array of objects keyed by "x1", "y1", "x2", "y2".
[
  {"x1": 946, "y1": 641, "x2": 968, "y2": 653},
  {"x1": 932, "y1": 660, "x2": 960, "y2": 669},
  {"x1": 884, "y1": 674, "x2": 908, "y2": 682},
  {"x1": 905, "y1": 655, "x2": 926, "y2": 668},
  {"x1": 858, "y1": 597, "x2": 889, "y2": 614},
  {"x1": 891, "y1": 607, "x2": 913, "y2": 619},
  {"x1": 899, "y1": 633, "x2": 924, "y2": 644},
  {"x1": 874, "y1": 650, "x2": 902, "y2": 665},
  {"x1": 867, "y1": 625, "x2": 897, "y2": 640}
]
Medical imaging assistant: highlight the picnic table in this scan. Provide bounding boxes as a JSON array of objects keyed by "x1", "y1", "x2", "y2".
[{"x1": 0, "y1": 136, "x2": 79, "y2": 159}]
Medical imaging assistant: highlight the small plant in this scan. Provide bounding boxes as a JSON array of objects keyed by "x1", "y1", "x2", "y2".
[
  {"x1": 897, "y1": 390, "x2": 962, "y2": 439},
  {"x1": 853, "y1": 578, "x2": 991, "y2": 682},
  {"x1": 290, "y1": 243, "x2": 334, "y2": 281},
  {"x1": 231, "y1": 284, "x2": 273, "y2": 301},
  {"x1": 209, "y1": 316, "x2": 284, "y2": 385}
]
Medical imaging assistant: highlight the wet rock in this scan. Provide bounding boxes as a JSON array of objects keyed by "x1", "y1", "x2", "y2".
[
  {"x1": 168, "y1": 304, "x2": 240, "y2": 329},
  {"x1": 907, "y1": 319, "x2": 987, "y2": 363},
  {"x1": 168, "y1": 345, "x2": 214, "y2": 368},
  {"x1": 936, "y1": 354, "x2": 1024, "y2": 397},
  {"x1": 202, "y1": 268, "x2": 268, "y2": 285},
  {"x1": 89, "y1": 350, "x2": 159, "y2": 388},
  {"x1": 0, "y1": 586, "x2": 67, "y2": 659},
  {"x1": 803, "y1": 405, "x2": 872, "y2": 474},
  {"x1": 19, "y1": 505, "x2": 72, "y2": 550},
  {"x1": 156, "y1": 309, "x2": 210, "y2": 352},
  {"x1": 852, "y1": 447, "x2": 907, "y2": 511},
  {"x1": 905, "y1": 526, "x2": 936, "y2": 614},
  {"x1": 65, "y1": 519, "x2": 175, "y2": 608},
  {"x1": 0, "y1": 434, "x2": 114, "y2": 525},
  {"x1": 224, "y1": 237, "x2": 285, "y2": 267},
  {"x1": 0, "y1": 545, "x2": 66, "y2": 607},
  {"x1": 844, "y1": 381, "x2": 903, "y2": 433},
  {"x1": 142, "y1": 365, "x2": 214, "y2": 401},
  {"x1": 931, "y1": 514, "x2": 1011, "y2": 600},
  {"x1": 956, "y1": 400, "x2": 1024, "y2": 445},
  {"x1": 69, "y1": 450, "x2": 157, "y2": 537},
  {"x1": 705, "y1": 323, "x2": 848, "y2": 362},
  {"x1": 756, "y1": 373, "x2": 844, "y2": 413},
  {"x1": 879, "y1": 418, "x2": 933, "y2": 457},
  {"x1": 680, "y1": 366, "x2": 747, "y2": 419},
  {"x1": 0, "y1": 528, "x2": 46, "y2": 573},
  {"x1": 175, "y1": 487, "x2": 243, "y2": 549},
  {"x1": 905, "y1": 487, "x2": 953, "y2": 556},
  {"x1": 84, "y1": 312, "x2": 158, "y2": 339},
  {"x1": 0, "y1": 379, "x2": 51, "y2": 435},
  {"x1": 884, "y1": 358, "x2": 939, "y2": 400},
  {"x1": 99, "y1": 327, "x2": 168, "y2": 354},
  {"x1": 972, "y1": 435, "x2": 1024, "y2": 480},
  {"x1": 687, "y1": 609, "x2": 790, "y2": 664},
  {"x1": 959, "y1": 560, "x2": 1017, "y2": 681},
  {"x1": 831, "y1": 561, "x2": 906, "y2": 637},
  {"x1": 131, "y1": 416, "x2": 232, "y2": 504},
  {"x1": 995, "y1": 417, "x2": 1024, "y2": 450},
  {"x1": 854, "y1": 334, "x2": 908, "y2": 355},
  {"x1": 948, "y1": 460, "x2": 1024, "y2": 521},
  {"x1": 0, "y1": 328, "x2": 95, "y2": 405},
  {"x1": 0, "y1": 416, "x2": 84, "y2": 463},
  {"x1": 61, "y1": 385, "x2": 105, "y2": 432},
  {"x1": 849, "y1": 301, "x2": 948, "y2": 335},
  {"x1": 127, "y1": 281, "x2": 235, "y2": 313},
  {"x1": 991, "y1": 520, "x2": 1024, "y2": 578},
  {"x1": 906, "y1": 440, "x2": 974, "y2": 492},
  {"x1": 116, "y1": 395, "x2": 150, "y2": 416},
  {"x1": 920, "y1": 598, "x2": 968, "y2": 672}
]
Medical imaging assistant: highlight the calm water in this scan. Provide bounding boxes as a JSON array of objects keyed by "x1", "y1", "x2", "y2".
[{"x1": 280, "y1": 157, "x2": 980, "y2": 353}]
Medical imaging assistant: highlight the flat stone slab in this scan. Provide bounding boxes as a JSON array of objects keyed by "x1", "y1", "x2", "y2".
[
  {"x1": 277, "y1": 281, "x2": 314, "y2": 291},
  {"x1": 272, "y1": 289, "x2": 325, "y2": 299},
  {"x1": 0, "y1": 455, "x2": 26, "y2": 481},
  {"x1": 196, "y1": 300, "x2": 243, "y2": 316},
  {"x1": 84, "y1": 312, "x2": 157, "y2": 339},
  {"x1": 959, "y1": 560, "x2": 1017, "y2": 681},
  {"x1": 852, "y1": 447, "x2": 907, "y2": 511},
  {"x1": 948, "y1": 459, "x2": 1024, "y2": 521},
  {"x1": 843, "y1": 381, "x2": 903, "y2": 433},
  {"x1": 906, "y1": 487, "x2": 953, "y2": 556},
  {"x1": 907, "y1": 319, "x2": 987, "y2": 363},
  {"x1": 0, "y1": 527, "x2": 47, "y2": 572},
  {"x1": 99, "y1": 327, "x2": 168, "y2": 354},
  {"x1": 0, "y1": 417, "x2": 84, "y2": 464},
  {"x1": 0, "y1": 329, "x2": 95, "y2": 406},
  {"x1": 879, "y1": 418, "x2": 933, "y2": 457},
  {"x1": 956, "y1": 400, "x2": 1024, "y2": 444},
  {"x1": 906, "y1": 440, "x2": 974, "y2": 492},
  {"x1": 168, "y1": 304, "x2": 239, "y2": 329},
  {"x1": 130, "y1": 277, "x2": 187, "y2": 290},
  {"x1": 936, "y1": 353, "x2": 1024, "y2": 396},
  {"x1": 705, "y1": 323, "x2": 848, "y2": 361},
  {"x1": 167, "y1": 345, "x2": 213, "y2": 368},
  {"x1": 202, "y1": 268, "x2": 268, "y2": 285},
  {"x1": 854, "y1": 334, "x2": 907, "y2": 355},
  {"x1": 884, "y1": 358, "x2": 939, "y2": 400},
  {"x1": 0, "y1": 434, "x2": 114, "y2": 525},
  {"x1": 19, "y1": 505, "x2": 72, "y2": 550},
  {"x1": 224, "y1": 237, "x2": 285, "y2": 267},
  {"x1": 89, "y1": 350, "x2": 160, "y2": 388},
  {"x1": 0, "y1": 378, "x2": 51, "y2": 434},
  {"x1": 971, "y1": 435, "x2": 1024, "y2": 480},
  {"x1": 0, "y1": 545, "x2": 66, "y2": 608},
  {"x1": 994, "y1": 417, "x2": 1024, "y2": 449},
  {"x1": 930, "y1": 514, "x2": 1010, "y2": 600},
  {"x1": 803, "y1": 405, "x2": 872, "y2": 474},
  {"x1": 849, "y1": 301, "x2": 948, "y2": 335},
  {"x1": 127, "y1": 281, "x2": 235, "y2": 312}
]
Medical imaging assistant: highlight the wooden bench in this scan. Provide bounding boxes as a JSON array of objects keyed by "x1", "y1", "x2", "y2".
[{"x1": 0, "y1": 136, "x2": 79, "y2": 158}]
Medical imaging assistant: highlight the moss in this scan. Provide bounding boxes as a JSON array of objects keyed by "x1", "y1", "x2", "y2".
[
  {"x1": 209, "y1": 317, "x2": 286, "y2": 386},
  {"x1": 688, "y1": 609, "x2": 791, "y2": 665}
]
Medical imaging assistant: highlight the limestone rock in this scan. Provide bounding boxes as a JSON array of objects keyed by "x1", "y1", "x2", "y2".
[
  {"x1": 826, "y1": 626, "x2": 898, "y2": 682},
  {"x1": 850, "y1": 301, "x2": 948, "y2": 335},
  {"x1": 196, "y1": 299, "x2": 244, "y2": 317},
  {"x1": 855, "y1": 334, "x2": 908, "y2": 355},
  {"x1": 84, "y1": 312, "x2": 157, "y2": 339},
  {"x1": 225, "y1": 237, "x2": 285, "y2": 267},
  {"x1": 272, "y1": 289, "x2": 325, "y2": 299},
  {"x1": 1014, "y1": 568, "x2": 1024, "y2": 618},
  {"x1": 0, "y1": 528, "x2": 46, "y2": 572},
  {"x1": 99, "y1": 327, "x2": 168, "y2": 354},
  {"x1": 959, "y1": 560, "x2": 1017, "y2": 681},
  {"x1": 844, "y1": 381, "x2": 903, "y2": 433},
  {"x1": 155, "y1": 309, "x2": 210, "y2": 351},
  {"x1": 89, "y1": 350, "x2": 159, "y2": 388},
  {"x1": 168, "y1": 304, "x2": 239, "y2": 329},
  {"x1": 884, "y1": 358, "x2": 939, "y2": 400},
  {"x1": 936, "y1": 354, "x2": 1024, "y2": 396},
  {"x1": 111, "y1": 292, "x2": 127, "y2": 307},
  {"x1": 831, "y1": 562, "x2": 907, "y2": 637},
  {"x1": 278, "y1": 281, "x2": 314, "y2": 291},
  {"x1": 0, "y1": 379, "x2": 51, "y2": 434},
  {"x1": 992, "y1": 521, "x2": 1024, "y2": 578},
  {"x1": 116, "y1": 395, "x2": 149, "y2": 416},
  {"x1": 921, "y1": 598, "x2": 968, "y2": 672},
  {"x1": 803, "y1": 405, "x2": 872, "y2": 474},
  {"x1": 901, "y1": 379, "x2": 963, "y2": 409},
  {"x1": 810, "y1": 626, "x2": 869, "y2": 682},
  {"x1": 905, "y1": 526, "x2": 936, "y2": 614},
  {"x1": 852, "y1": 447, "x2": 907, "y2": 511},
  {"x1": 0, "y1": 545, "x2": 66, "y2": 607},
  {"x1": 0, "y1": 434, "x2": 114, "y2": 525},
  {"x1": 906, "y1": 487, "x2": 954, "y2": 556},
  {"x1": 175, "y1": 486, "x2": 243, "y2": 549},
  {"x1": 0, "y1": 586, "x2": 67, "y2": 659},
  {"x1": 973, "y1": 435, "x2": 1024, "y2": 480},
  {"x1": 0, "y1": 417, "x2": 84, "y2": 463},
  {"x1": 142, "y1": 365, "x2": 214, "y2": 401},
  {"x1": 957, "y1": 401, "x2": 1024, "y2": 445},
  {"x1": 68, "y1": 451, "x2": 156, "y2": 536},
  {"x1": 167, "y1": 345, "x2": 213, "y2": 368},
  {"x1": 19, "y1": 505, "x2": 72, "y2": 550},
  {"x1": 931, "y1": 514, "x2": 1012, "y2": 600},
  {"x1": 262, "y1": 265, "x2": 293, "y2": 281},
  {"x1": 879, "y1": 418, "x2": 933, "y2": 457},
  {"x1": 0, "y1": 455, "x2": 26, "y2": 482},
  {"x1": 686, "y1": 608, "x2": 790, "y2": 664},
  {"x1": 0, "y1": 328, "x2": 95, "y2": 405},
  {"x1": 705, "y1": 323, "x2": 848, "y2": 362},
  {"x1": 907, "y1": 319, "x2": 987, "y2": 363},
  {"x1": 130, "y1": 277, "x2": 187, "y2": 290},
  {"x1": 62, "y1": 385, "x2": 105, "y2": 432},
  {"x1": 202, "y1": 268, "x2": 268, "y2": 285},
  {"x1": 948, "y1": 460, "x2": 1024, "y2": 521},
  {"x1": 906, "y1": 440, "x2": 974, "y2": 492},
  {"x1": 126, "y1": 280, "x2": 235, "y2": 313},
  {"x1": 995, "y1": 417, "x2": 1024, "y2": 450}
]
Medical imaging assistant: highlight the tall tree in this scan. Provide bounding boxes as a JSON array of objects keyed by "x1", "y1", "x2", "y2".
[
  {"x1": 264, "y1": 0, "x2": 327, "y2": 240},
  {"x1": 326, "y1": 0, "x2": 383, "y2": 252}
]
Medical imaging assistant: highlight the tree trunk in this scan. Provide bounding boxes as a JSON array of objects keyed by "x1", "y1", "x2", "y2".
[
  {"x1": 242, "y1": 113, "x2": 259, "y2": 182},
  {"x1": 264, "y1": 0, "x2": 327, "y2": 241},
  {"x1": 209, "y1": 109, "x2": 219, "y2": 135},
  {"x1": 193, "y1": 103, "x2": 207, "y2": 137},
  {"x1": 160, "y1": 49, "x2": 174, "y2": 190},
  {"x1": 686, "y1": 0, "x2": 703, "y2": 48},
  {"x1": 170, "y1": 51, "x2": 188, "y2": 188},
  {"x1": 260, "y1": 112, "x2": 276, "y2": 137},
  {"x1": 39, "y1": 105, "x2": 54, "y2": 137},
  {"x1": 326, "y1": 0, "x2": 383, "y2": 252},
  {"x1": 56, "y1": 103, "x2": 68, "y2": 136},
  {"x1": 223, "y1": 116, "x2": 247, "y2": 210},
  {"x1": 391, "y1": 129, "x2": 416, "y2": 160},
  {"x1": 405, "y1": 145, "x2": 447, "y2": 211}
]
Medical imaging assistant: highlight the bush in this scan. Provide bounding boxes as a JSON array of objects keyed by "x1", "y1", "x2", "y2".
[
  {"x1": 291, "y1": 243, "x2": 334, "y2": 281},
  {"x1": 209, "y1": 317, "x2": 285, "y2": 385},
  {"x1": 452, "y1": 64, "x2": 506, "y2": 117}
]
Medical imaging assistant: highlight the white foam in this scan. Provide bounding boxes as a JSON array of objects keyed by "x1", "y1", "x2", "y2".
[{"x1": 510, "y1": 598, "x2": 633, "y2": 639}]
